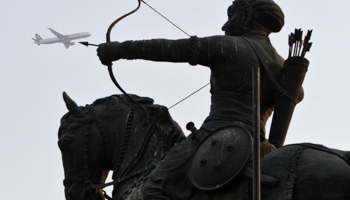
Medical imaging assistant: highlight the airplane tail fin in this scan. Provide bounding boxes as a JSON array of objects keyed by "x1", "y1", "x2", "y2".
[
  {"x1": 32, "y1": 34, "x2": 43, "y2": 45},
  {"x1": 35, "y1": 34, "x2": 43, "y2": 40}
]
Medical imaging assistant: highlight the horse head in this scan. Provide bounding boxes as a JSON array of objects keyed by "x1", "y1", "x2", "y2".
[
  {"x1": 58, "y1": 92, "x2": 185, "y2": 200},
  {"x1": 58, "y1": 92, "x2": 109, "y2": 200}
]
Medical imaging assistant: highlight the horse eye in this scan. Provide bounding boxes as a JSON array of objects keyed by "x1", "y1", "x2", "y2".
[
  {"x1": 58, "y1": 140, "x2": 69, "y2": 151},
  {"x1": 58, "y1": 133, "x2": 77, "y2": 151}
]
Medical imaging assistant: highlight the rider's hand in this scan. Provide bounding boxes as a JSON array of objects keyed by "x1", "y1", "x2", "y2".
[{"x1": 97, "y1": 42, "x2": 120, "y2": 66}]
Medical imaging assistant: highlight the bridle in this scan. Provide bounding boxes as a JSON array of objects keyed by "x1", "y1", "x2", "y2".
[
  {"x1": 62, "y1": 99, "x2": 155, "y2": 199},
  {"x1": 62, "y1": 105, "x2": 113, "y2": 191}
]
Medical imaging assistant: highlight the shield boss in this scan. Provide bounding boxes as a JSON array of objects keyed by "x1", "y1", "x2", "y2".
[{"x1": 189, "y1": 126, "x2": 252, "y2": 190}]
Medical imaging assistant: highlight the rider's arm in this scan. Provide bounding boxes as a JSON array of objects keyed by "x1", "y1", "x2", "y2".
[{"x1": 97, "y1": 36, "x2": 238, "y2": 67}]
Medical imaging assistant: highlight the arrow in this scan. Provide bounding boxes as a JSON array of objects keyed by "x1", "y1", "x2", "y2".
[
  {"x1": 79, "y1": 42, "x2": 98, "y2": 47},
  {"x1": 301, "y1": 42, "x2": 312, "y2": 57},
  {"x1": 301, "y1": 30, "x2": 313, "y2": 57},
  {"x1": 288, "y1": 33, "x2": 294, "y2": 58},
  {"x1": 294, "y1": 29, "x2": 302, "y2": 56}
]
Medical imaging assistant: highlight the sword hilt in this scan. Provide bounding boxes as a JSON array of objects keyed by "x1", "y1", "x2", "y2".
[{"x1": 186, "y1": 122, "x2": 197, "y2": 133}]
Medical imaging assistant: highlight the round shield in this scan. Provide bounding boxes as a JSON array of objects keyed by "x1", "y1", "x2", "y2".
[{"x1": 188, "y1": 125, "x2": 252, "y2": 190}]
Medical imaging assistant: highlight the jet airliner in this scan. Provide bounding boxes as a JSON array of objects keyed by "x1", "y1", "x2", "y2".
[{"x1": 32, "y1": 28, "x2": 91, "y2": 49}]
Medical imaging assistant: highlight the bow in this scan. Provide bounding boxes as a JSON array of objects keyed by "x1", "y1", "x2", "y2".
[
  {"x1": 106, "y1": 0, "x2": 147, "y2": 114},
  {"x1": 80, "y1": 0, "x2": 208, "y2": 110}
]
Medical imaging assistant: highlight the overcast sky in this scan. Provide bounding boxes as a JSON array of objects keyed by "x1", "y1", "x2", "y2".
[{"x1": 1, "y1": 0, "x2": 350, "y2": 199}]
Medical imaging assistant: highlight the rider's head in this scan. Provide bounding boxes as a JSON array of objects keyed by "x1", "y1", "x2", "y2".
[{"x1": 222, "y1": 0, "x2": 284, "y2": 36}]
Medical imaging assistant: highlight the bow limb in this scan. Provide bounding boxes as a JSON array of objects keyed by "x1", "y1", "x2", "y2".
[
  {"x1": 106, "y1": 0, "x2": 141, "y2": 42},
  {"x1": 106, "y1": 0, "x2": 149, "y2": 116}
]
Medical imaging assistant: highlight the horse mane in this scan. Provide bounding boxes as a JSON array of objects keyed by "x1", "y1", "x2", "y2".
[
  {"x1": 60, "y1": 94, "x2": 155, "y2": 125},
  {"x1": 93, "y1": 94, "x2": 154, "y2": 107}
]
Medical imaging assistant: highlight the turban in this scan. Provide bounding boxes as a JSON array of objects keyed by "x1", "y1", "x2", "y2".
[{"x1": 235, "y1": 0, "x2": 285, "y2": 32}]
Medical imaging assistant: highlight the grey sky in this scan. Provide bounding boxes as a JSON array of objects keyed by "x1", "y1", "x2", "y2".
[{"x1": 1, "y1": 0, "x2": 350, "y2": 199}]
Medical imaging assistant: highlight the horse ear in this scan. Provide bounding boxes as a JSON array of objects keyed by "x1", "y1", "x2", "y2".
[{"x1": 63, "y1": 92, "x2": 82, "y2": 114}]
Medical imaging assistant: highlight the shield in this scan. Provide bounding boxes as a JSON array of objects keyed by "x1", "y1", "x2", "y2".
[{"x1": 188, "y1": 125, "x2": 253, "y2": 190}]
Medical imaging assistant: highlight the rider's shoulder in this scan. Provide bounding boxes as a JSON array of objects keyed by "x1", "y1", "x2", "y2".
[
  {"x1": 204, "y1": 35, "x2": 246, "y2": 44},
  {"x1": 201, "y1": 35, "x2": 252, "y2": 54}
]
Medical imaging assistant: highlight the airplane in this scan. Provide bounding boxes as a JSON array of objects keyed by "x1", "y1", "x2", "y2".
[{"x1": 32, "y1": 28, "x2": 91, "y2": 49}]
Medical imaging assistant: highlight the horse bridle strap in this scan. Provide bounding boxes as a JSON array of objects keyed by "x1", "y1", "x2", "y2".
[
  {"x1": 63, "y1": 177, "x2": 116, "y2": 199},
  {"x1": 62, "y1": 106, "x2": 149, "y2": 190},
  {"x1": 63, "y1": 178, "x2": 106, "y2": 189},
  {"x1": 86, "y1": 180, "x2": 116, "y2": 189},
  {"x1": 63, "y1": 178, "x2": 86, "y2": 185},
  {"x1": 62, "y1": 105, "x2": 114, "y2": 189},
  {"x1": 63, "y1": 177, "x2": 114, "y2": 200}
]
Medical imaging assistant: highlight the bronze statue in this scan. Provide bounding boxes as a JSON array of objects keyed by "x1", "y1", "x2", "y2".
[{"x1": 58, "y1": 0, "x2": 350, "y2": 199}]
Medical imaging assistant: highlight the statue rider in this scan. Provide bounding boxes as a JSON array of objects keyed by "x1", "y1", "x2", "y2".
[{"x1": 97, "y1": 0, "x2": 303, "y2": 199}]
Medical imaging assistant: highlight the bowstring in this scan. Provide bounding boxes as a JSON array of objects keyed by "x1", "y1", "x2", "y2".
[
  {"x1": 140, "y1": 0, "x2": 210, "y2": 109},
  {"x1": 140, "y1": 0, "x2": 190, "y2": 37},
  {"x1": 168, "y1": 83, "x2": 210, "y2": 109}
]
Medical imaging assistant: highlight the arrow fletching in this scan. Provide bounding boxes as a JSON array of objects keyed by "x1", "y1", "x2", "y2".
[
  {"x1": 294, "y1": 29, "x2": 303, "y2": 41},
  {"x1": 288, "y1": 33, "x2": 294, "y2": 58},
  {"x1": 303, "y1": 29, "x2": 313, "y2": 47},
  {"x1": 301, "y1": 42, "x2": 312, "y2": 57},
  {"x1": 288, "y1": 28, "x2": 313, "y2": 58}
]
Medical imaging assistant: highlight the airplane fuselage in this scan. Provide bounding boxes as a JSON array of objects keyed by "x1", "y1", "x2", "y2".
[
  {"x1": 33, "y1": 29, "x2": 91, "y2": 49},
  {"x1": 37, "y1": 32, "x2": 91, "y2": 45}
]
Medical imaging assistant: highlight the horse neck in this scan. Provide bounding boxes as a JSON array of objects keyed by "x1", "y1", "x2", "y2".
[
  {"x1": 110, "y1": 108, "x2": 184, "y2": 200},
  {"x1": 110, "y1": 108, "x2": 150, "y2": 177},
  {"x1": 110, "y1": 104, "x2": 183, "y2": 184}
]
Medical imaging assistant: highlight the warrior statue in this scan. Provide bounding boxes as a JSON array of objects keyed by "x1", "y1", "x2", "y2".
[{"x1": 97, "y1": 0, "x2": 303, "y2": 199}]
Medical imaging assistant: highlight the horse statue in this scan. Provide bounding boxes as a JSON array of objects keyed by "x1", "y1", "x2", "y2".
[
  {"x1": 58, "y1": 92, "x2": 185, "y2": 200},
  {"x1": 58, "y1": 92, "x2": 350, "y2": 200}
]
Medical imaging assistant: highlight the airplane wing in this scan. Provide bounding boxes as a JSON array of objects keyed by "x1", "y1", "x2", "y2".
[{"x1": 48, "y1": 28, "x2": 64, "y2": 40}]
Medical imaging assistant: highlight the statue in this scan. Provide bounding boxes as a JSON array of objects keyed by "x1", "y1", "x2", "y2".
[{"x1": 58, "y1": 0, "x2": 350, "y2": 199}]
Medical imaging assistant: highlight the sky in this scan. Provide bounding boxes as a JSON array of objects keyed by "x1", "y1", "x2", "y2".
[{"x1": 1, "y1": 0, "x2": 350, "y2": 199}]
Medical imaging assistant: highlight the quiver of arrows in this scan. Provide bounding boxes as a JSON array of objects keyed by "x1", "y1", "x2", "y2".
[{"x1": 268, "y1": 29, "x2": 312, "y2": 148}]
